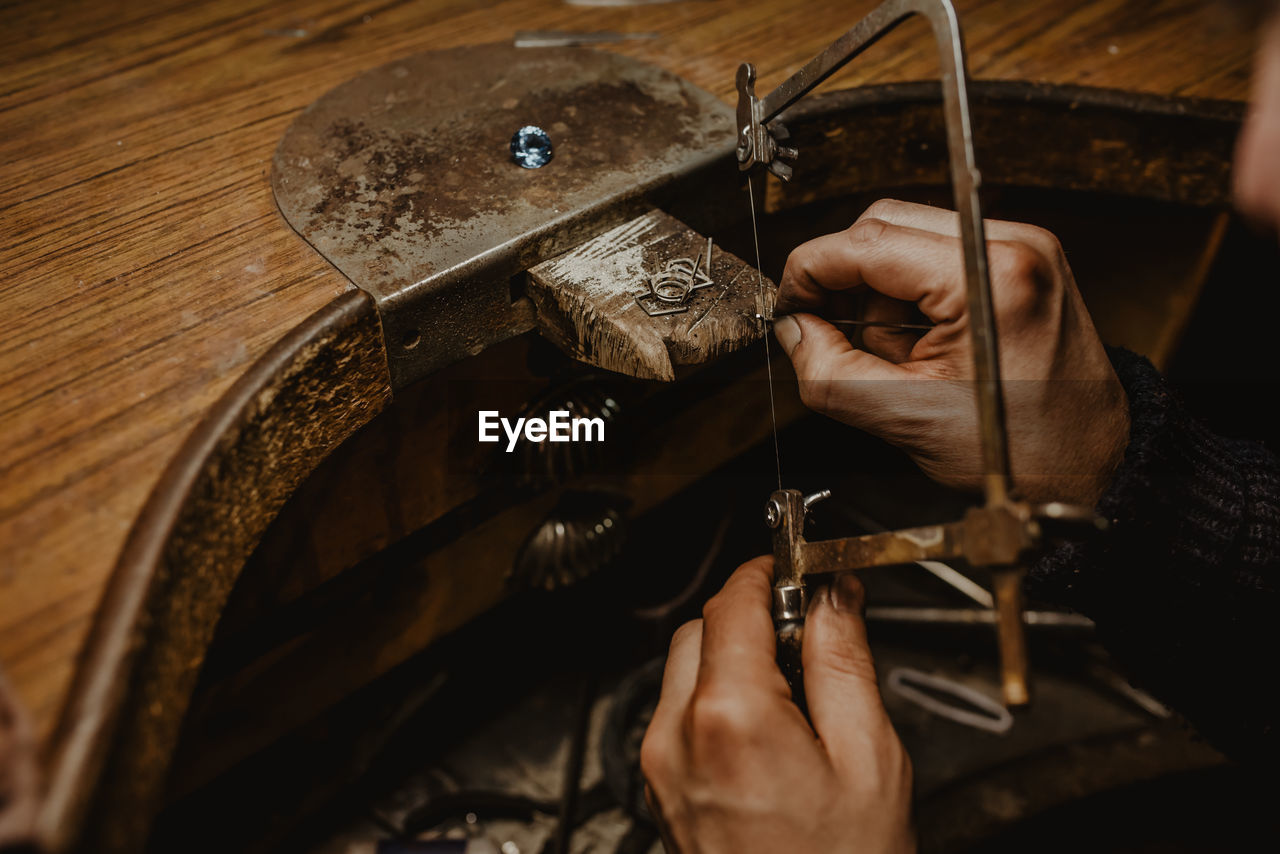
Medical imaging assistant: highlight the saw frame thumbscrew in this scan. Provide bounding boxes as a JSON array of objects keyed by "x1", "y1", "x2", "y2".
[
  {"x1": 802, "y1": 489, "x2": 832, "y2": 511},
  {"x1": 765, "y1": 498, "x2": 783, "y2": 529}
]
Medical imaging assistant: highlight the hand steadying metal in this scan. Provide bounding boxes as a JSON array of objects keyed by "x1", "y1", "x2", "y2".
[{"x1": 737, "y1": 0, "x2": 1101, "y2": 709}]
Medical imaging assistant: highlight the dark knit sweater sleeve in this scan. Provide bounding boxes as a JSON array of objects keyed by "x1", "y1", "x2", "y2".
[{"x1": 1030, "y1": 347, "x2": 1279, "y2": 761}]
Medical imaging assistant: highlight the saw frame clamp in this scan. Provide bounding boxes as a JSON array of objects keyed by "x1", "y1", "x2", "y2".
[{"x1": 738, "y1": 0, "x2": 1104, "y2": 708}]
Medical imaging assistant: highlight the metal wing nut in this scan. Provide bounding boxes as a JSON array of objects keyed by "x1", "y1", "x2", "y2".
[{"x1": 735, "y1": 62, "x2": 799, "y2": 181}]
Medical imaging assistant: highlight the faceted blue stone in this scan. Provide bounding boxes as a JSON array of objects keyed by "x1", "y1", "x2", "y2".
[{"x1": 510, "y1": 125, "x2": 553, "y2": 169}]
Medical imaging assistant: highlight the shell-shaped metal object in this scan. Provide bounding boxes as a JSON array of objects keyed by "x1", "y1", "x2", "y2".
[
  {"x1": 511, "y1": 491, "x2": 627, "y2": 591},
  {"x1": 511, "y1": 377, "x2": 622, "y2": 487}
]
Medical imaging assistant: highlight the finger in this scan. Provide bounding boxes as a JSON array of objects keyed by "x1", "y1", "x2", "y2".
[
  {"x1": 775, "y1": 219, "x2": 968, "y2": 323},
  {"x1": 1234, "y1": 18, "x2": 1280, "y2": 232},
  {"x1": 773, "y1": 313, "x2": 919, "y2": 424},
  {"x1": 641, "y1": 620, "x2": 703, "y2": 794},
  {"x1": 858, "y1": 291, "x2": 926, "y2": 364},
  {"x1": 695, "y1": 556, "x2": 791, "y2": 701},
  {"x1": 858, "y1": 199, "x2": 960, "y2": 236},
  {"x1": 643, "y1": 785, "x2": 681, "y2": 854},
  {"x1": 802, "y1": 574, "x2": 897, "y2": 771},
  {"x1": 825, "y1": 289, "x2": 862, "y2": 330},
  {"x1": 775, "y1": 198, "x2": 1061, "y2": 316},
  {"x1": 649, "y1": 619, "x2": 703, "y2": 732},
  {"x1": 857, "y1": 198, "x2": 1063, "y2": 258},
  {"x1": 774, "y1": 313, "x2": 906, "y2": 381}
]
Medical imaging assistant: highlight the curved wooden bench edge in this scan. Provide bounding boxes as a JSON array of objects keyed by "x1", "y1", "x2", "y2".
[
  {"x1": 769, "y1": 80, "x2": 1246, "y2": 211},
  {"x1": 37, "y1": 289, "x2": 391, "y2": 853}
]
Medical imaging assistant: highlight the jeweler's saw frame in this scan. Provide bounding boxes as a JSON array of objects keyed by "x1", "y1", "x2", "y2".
[{"x1": 737, "y1": 0, "x2": 1102, "y2": 708}]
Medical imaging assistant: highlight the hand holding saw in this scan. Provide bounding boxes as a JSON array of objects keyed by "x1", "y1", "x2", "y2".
[{"x1": 736, "y1": 0, "x2": 1104, "y2": 710}]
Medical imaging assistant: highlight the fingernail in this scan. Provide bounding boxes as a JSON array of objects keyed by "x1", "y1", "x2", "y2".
[
  {"x1": 830, "y1": 574, "x2": 865, "y2": 613},
  {"x1": 810, "y1": 583, "x2": 831, "y2": 612},
  {"x1": 773, "y1": 315, "x2": 801, "y2": 355}
]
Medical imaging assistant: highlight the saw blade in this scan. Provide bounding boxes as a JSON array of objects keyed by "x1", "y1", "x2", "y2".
[{"x1": 747, "y1": 174, "x2": 783, "y2": 491}]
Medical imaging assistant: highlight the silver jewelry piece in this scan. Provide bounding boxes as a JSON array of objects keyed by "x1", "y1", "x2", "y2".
[{"x1": 635, "y1": 247, "x2": 714, "y2": 317}]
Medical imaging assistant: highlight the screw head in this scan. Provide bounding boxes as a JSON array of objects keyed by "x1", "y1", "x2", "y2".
[{"x1": 765, "y1": 498, "x2": 783, "y2": 529}]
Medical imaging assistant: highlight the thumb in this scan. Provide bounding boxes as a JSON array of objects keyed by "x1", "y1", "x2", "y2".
[
  {"x1": 802, "y1": 574, "x2": 896, "y2": 770},
  {"x1": 773, "y1": 313, "x2": 911, "y2": 422}
]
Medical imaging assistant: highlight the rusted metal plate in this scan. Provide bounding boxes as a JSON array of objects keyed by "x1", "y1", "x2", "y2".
[
  {"x1": 526, "y1": 209, "x2": 773, "y2": 381},
  {"x1": 273, "y1": 43, "x2": 736, "y2": 389}
]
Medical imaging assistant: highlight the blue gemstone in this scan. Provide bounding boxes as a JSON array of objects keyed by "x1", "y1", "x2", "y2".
[{"x1": 510, "y1": 125, "x2": 553, "y2": 169}]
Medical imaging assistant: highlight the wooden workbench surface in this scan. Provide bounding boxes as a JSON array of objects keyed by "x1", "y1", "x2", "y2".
[{"x1": 0, "y1": 0, "x2": 1259, "y2": 756}]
